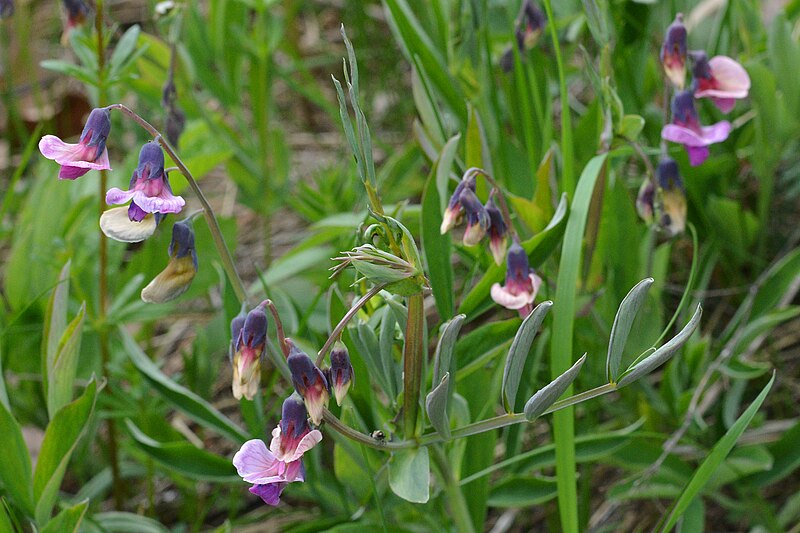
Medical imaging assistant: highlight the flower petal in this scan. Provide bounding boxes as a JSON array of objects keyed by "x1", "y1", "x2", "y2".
[
  {"x1": 140, "y1": 256, "x2": 196, "y2": 304},
  {"x1": 661, "y1": 124, "x2": 704, "y2": 146},
  {"x1": 686, "y1": 146, "x2": 709, "y2": 166},
  {"x1": 106, "y1": 187, "x2": 136, "y2": 206},
  {"x1": 698, "y1": 121, "x2": 731, "y2": 144},
  {"x1": 707, "y1": 56, "x2": 750, "y2": 96},
  {"x1": 282, "y1": 460, "x2": 304, "y2": 483},
  {"x1": 99, "y1": 206, "x2": 157, "y2": 243},
  {"x1": 282, "y1": 430, "x2": 322, "y2": 463},
  {"x1": 250, "y1": 482, "x2": 288, "y2": 506},
  {"x1": 58, "y1": 165, "x2": 91, "y2": 180},
  {"x1": 233, "y1": 440, "x2": 281, "y2": 484},
  {"x1": 39, "y1": 135, "x2": 85, "y2": 163},
  {"x1": 134, "y1": 189, "x2": 185, "y2": 215},
  {"x1": 490, "y1": 282, "x2": 531, "y2": 310}
]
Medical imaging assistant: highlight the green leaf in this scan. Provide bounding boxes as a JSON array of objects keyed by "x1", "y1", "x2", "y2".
[
  {"x1": 42, "y1": 261, "x2": 70, "y2": 401},
  {"x1": 0, "y1": 398, "x2": 34, "y2": 516},
  {"x1": 47, "y1": 303, "x2": 85, "y2": 419},
  {"x1": 617, "y1": 304, "x2": 702, "y2": 388},
  {"x1": 41, "y1": 499, "x2": 89, "y2": 533},
  {"x1": 432, "y1": 314, "x2": 465, "y2": 385},
  {"x1": 34, "y1": 379, "x2": 100, "y2": 525},
  {"x1": 388, "y1": 447, "x2": 430, "y2": 503},
  {"x1": 425, "y1": 373, "x2": 450, "y2": 439},
  {"x1": 459, "y1": 193, "x2": 568, "y2": 317},
  {"x1": 125, "y1": 420, "x2": 238, "y2": 482},
  {"x1": 421, "y1": 170, "x2": 454, "y2": 318},
  {"x1": 502, "y1": 301, "x2": 553, "y2": 412},
  {"x1": 435, "y1": 135, "x2": 461, "y2": 212},
  {"x1": 487, "y1": 476, "x2": 557, "y2": 507},
  {"x1": 121, "y1": 328, "x2": 250, "y2": 443},
  {"x1": 657, "y1": 374, "x2": 775, "y2": 532},
  {"x1": 617, "y1": 114, "x2": 645, "y2": 140},
  {"x1": 606, "y1": 278, "x2": 654, "y2": 383},
  {"x1": 108, "y1": 25, "x2": 141, "y2": 77},
  {"x1": 745, "y1": 421, "x2": 800, "y2": 488},
  {"x1": 39, "y1": 60, "x2": 97, "y2": 86},
  {"x1": 524, "y1": 355, "x2": 586, "y2": 421},
  {"x1": 90, "y1": 511, "x2": 170, "y2": 533}
]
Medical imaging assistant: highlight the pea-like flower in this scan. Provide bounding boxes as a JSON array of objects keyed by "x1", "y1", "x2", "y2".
[
  {"x1": 460, "y1": 188, "x2": 490, "y2": 246},
  {"x1": 440, "y1": 174, "x2": 477, "y2": 234},
  {"x1": 485, "y1": 191, "x2": 508, "y2": 265},
  {"x1": 140, "y1": 220, "x2": 197, "y2": 303},
  {"x1": 327, "y1": 343, "x2": 354, "y2": 406},
  {"x1": 232, "y1": 394, "x2": 322, "y2": 506},
  {"x1": 490, "y1": 241, "x2": 542, "y2": 318},
  {"x1": 690, "y1": 51, "x2": 750, "y2": 114},
  {"x1": 99, "y1": 208, "x2": 164, "y2": 243},
  {"x1": 661, "y1": 90, "x2": 731, "y2": 166},
  {"x1": 656, "y1": 158, "x2": 687, "y2": 237},
  {"x1": 500, "y1": 0, "x2": 546, "y2": 72},
  {"x1": 660, "y1": 14, "x2": 687, "y2": 88},
  {"x1": 636, "y1": 179, "x2": 655, "y2": 224},
  {"x1": 38, "y1": 108, "x2": 112, "y2": 180},
  {"x1": 287, "y1": 340, "x2": 329, "y2": 425},
  {"x1": 106, "y1": 141, "x2": 185, "y2": 221},
  {"x1": 230, "y1": 303, "x2": 268, "y2": 401}
]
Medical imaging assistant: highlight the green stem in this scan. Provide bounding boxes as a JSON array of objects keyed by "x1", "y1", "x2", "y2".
[
  {"x1": 432, "y1": 446, "x2": 476, "y2": 533},
  {"x1": 315, "y1": 283, "x2": 386, "y2": 366},
  {"x1": 106, "y1": 104, "x2": 248, "y2": 305},
  {"x1": 542, "y1": 0, "x2": 575, "y2": 197},
  {"x1": 402, "y1": 293, "x2": 424, "y2": 438}
]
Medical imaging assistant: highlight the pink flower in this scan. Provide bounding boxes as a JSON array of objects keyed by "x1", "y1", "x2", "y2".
[
  {"x1": 485, "y1": 191, "x2": 508, "y2": 265},
  {"x1": 230, "y1": 302, "x2": 268, "y2": 401},
  {"x1": 287, "y1": 340, "x2": 329, "y2": 425},
  {"x1": 490, "y1": 241, "x2": 542, "y2": 318},
  {"x1": 690, "y1": 52, "x2": 750, "y2": 113},
  {"x1": 38, "y1": 108, "x2": 112, "y2": 180},
  {"x1": 105, "y1": 141, "x2": 185, "y2": 221},
  {"x1": 232, "y1": 395, "x2": 322, "y2": 506},
  {"x1": 661, "y1": 90, "x2": 731, "y2": 166}
]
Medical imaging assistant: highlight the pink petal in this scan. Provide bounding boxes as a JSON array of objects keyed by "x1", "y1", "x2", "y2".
[
  {"x1": 39, "y1": 135, "x2": 85, "y2": 163},
  {"x1": 282, "y1": 460, "x2": 304, "y2": 483},
  {"x1": 528, "y1": 273, "x2": 542, "y2": 299},
  {"x1": 133, "y1": 189, "x2": 185, "y2": 215},
  {"x1": 686, "y1": 146, "x2": 709, "y2": 166},
  {"x1": 699, "y1": 121, "x2": 731, "y2": 143},
  {"x1": 105, "y1": 187, "x2": 136, "y2": 206},
  {"x1": 283, "y1": 430, "x2": 322, "y2": 463},
  {"x1": 662, "y1": 124, "x2": 704, "y2": 146},
  {"x1": 58, "y1": 166, "x2": 91, "y2": 180},
  {"x1": 490, "y1": 283, "x2": 532, "y2": 310},
  {"x1": 269, "y1": 426, "x2": 283, "y2": 458},
  {"x1": 708, "y1": 56, "x2": 750, "y2": 95},
  {"x1": 233, "y1": 440, "x2": 281, "y2": 484},
  {"x1": 711, "y1": 97, "x2": 736, "y2": 113}
]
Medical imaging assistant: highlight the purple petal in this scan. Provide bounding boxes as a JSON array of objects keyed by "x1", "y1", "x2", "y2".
[
  {"x1": 58, "y1": 165, "x2": 91, "y2": 180},
  {"x1": 661, "y1": 124, "x2": 704, "y2": 147},
  {"x1": 699, "y1": 121, "x2": 731, "y2": 144},
  {"x1": 686, "y1": 146, "x2": 709, "y2": 166},
  {"x1": 106, "y1": 187, "x2": 136, "y2": 206},
  {"x1": 133, "y1": 189, "x2": 185, "y2": 215},
  {"x1": 712, "y1": 97, "x2": 736, "y2": 114},
  {"x1": 249, "y1": 482, "x2": 288, "y2": 506},
  {"x1": 128, "y1": 202, "x2": 148, "y2": 222}
]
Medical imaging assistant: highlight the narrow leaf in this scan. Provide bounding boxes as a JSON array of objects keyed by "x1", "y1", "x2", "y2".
[
  {"x1": 421, "y1": 171, "x2": 454, "y2": 318},
  {"x1": 47, "y1": 303, "x2": 85, "y2": 419},
  {"x1": 606, "y1": 278, "x2": 654, "y2": 383},
  {"x1": 657, "y1": 374, "x2": 775, "y2": 532},
  {"x1": 425, "y1": 373, "x2": 450, "y2": 439},
  {"x1": 432, "y1": 314, "x2": 465, "y2": 385},
  {"x1": 524, "y1": 355, "x2": 586, "y2": 421},
  {"x1": 41, "y1": 499, "x2": 89, "y2": 533},
  {"x1": 42, "y1": 261, "x2": 70, "y2": 402},
  {"x1": 617, "y1": 304, "x2": 702, "y2": 387},
  {"x1": 502, "y1": 301, "x2": 553, "y2": 412},
  {"x1": 388, "y1": 447, "x2": 430, "y2": 503},
  {"x1": 92, "y1": 511, "x2": 171, "y2": 533},
  {"x1": 0, "y1": 398, "x2": 34, "y2": 516}
]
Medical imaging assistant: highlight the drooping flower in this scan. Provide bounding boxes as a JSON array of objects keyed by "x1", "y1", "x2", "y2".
[
  {"x1": 485, "y1": 191, "x2": 508, "y2": 265},
  {"x1": 286, "y1": 339, "x2": 329, "y2": 425},
  {"x1": 636, "y1": 179, "x2": 655, "y2": 223},
  {"x1": 140, "y1": 220, "x2": 197, "y2": 303},
  {"x1": 106, "y1": 141, "x2": 185, "y2": 221},
  {"x1": 99, "y1": 207, "x2": 164, "y2": 243},
  {"x1": 690, "y1": 51, "x2": 750, "y2": 113},
  {"x1": 326, "y1": 343, "x2": 353, "y2": 406},
  {"x1": 655, "y1": 158, "x2": 687, "y2": 236},
  {"x1": 61, "y1": 0, "x2": 89, "y2": 42},
  {"x1": 230, "y1": 302, "x2": 268, "y2": 401},
  {"x1": 661, "y1": 90, "x2": 731, "y2": 166},
  {"x1": 440, "y1": 174, "x2": 477, "y2": 234},
  {"x1": 232, "y1": 396, "x2": 322, "y2": 506},
  {"x1": 162, "y1": 79, "x2": 186, "y2": 148},
  {"x1": 460, "y1": 188, "x2": 490, "y2": 246},
  {"x1": 39, "y1": 108, "x2": 112, "y2": 180},
  {"x1": 490, "y1": 241, "x2": 542, "y2": 318},
  {"x1": 500, "y1": 0, "x2": 546, "y2": 72},
  {"x1": 660, "y1": 14, "x2": 687, "y2": 88},
  {"x1": 1, "y1": 0, "x2": 13, "y2": 18}
]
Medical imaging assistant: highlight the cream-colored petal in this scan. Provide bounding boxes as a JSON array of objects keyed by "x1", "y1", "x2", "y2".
[{"x1": 99, "y1": 207, "x2": 157, "y2": 243}]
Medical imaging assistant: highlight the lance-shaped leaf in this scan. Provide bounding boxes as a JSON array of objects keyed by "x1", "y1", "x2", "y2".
[
  {"x1": 502, "y1": 301, "x2": 553, "y2": 412},
  {"x1": 40, "y1": 499, "x2": 89, "y2": 533},
  {"x1": 389, "y1": 447, "x2": 430, "y2": 503},
  {"x1": 0, "y1": 396, "x2": 34, "y2": 516},
  {"x1": 607, "y1": 278, "x2": 654, "y2": 383},
  {"x1": 617, "y1": 304, "x2": 702, "y2": 388},
  {"x1": 47, "y1": 303, "x2": 85, "y2": 419},
  {"x1": 425, "y1": 373, "x2": 451, "y2": 439},
  {"x1": 42, "y1": 261, "x2": 70, "y2": 403},
  {"x1": 432, "y1": 314, "x2": 465, "y2": 386},
  {"x1": 524, "y1": 355, "x2": 586, "y2": 421}
]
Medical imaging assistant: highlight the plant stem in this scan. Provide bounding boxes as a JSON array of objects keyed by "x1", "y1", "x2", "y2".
[
  {"x1": 402, "y1": 292, "x2": 424, "y2": 439},
  {"x1": 94, "y1": 0, "x2": 123, "y2": 510},
  {"x1": 432, "y1": 446, "x2": 476, "y2": 533},
  {"x1": 315, "y1": 283, "x2": 386, "y2": 366},
  {"x1": 264, "y1": 299, "x2": 288, "y2": 357},
  {"x1": 465, "y1": 167, "x2": 518, "y2": 240},
  {"x1": 106, "y1": 104, "x2": 248, "y2": 305}
]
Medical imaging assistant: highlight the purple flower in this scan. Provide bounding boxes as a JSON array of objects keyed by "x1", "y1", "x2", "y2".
[
  {"x1": 232, "y1": 397, "x2": 322, "y2": 507},
  {"x1": 460, "y1": 188, "x2": 490, "y2": 246},
  {"x1": 690, "y1": 51, "x2": 750, "y2": 113},
  {"x1": 38, "y1": 108, "x2": 112, "y2": 180},
  {"x1": 500, "y1": 0, "x2": 546, "y2": 72},
  {"x1": 140, "y1": 220, "x2": 197, "y2": 304},
  {"x1": 490, "y1": 241, "x2": 542, "y2": 318},
  {"x1": 661, "y1": 90, "x2": 731, "y2": 166},
  {"x1": 230, "y1": 303, "x2": 269, "y2": 400},
  {"x1": 440, "y1": 174, "x2": 477, "y2": 234},
  {"x1": 660, "y1": 14, "x2": 687, "y2": 88},
  {"x1": 1, "y1": 0, "x2": 13, "y2": 18},
  {"x1": 655, "y1": 158, "x2": 687, "y2": 236},
  {"x1": 287, "y1": 340, "x2": 329, "y2": 425},
  {"x1": 485, "y1": 191, "x2": 508, "y2": 265},
  {"x1": 327, "y1": 344, "x2": 354, "y2": 406},
  {"x1": 105, "y1": 141, "x2": 185, "y2": 221},
  {"x1": 61, "y1": 0, "x2": 89, "y2": 37}
]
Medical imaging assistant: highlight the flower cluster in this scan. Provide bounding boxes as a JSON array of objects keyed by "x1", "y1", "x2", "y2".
[
  {"x1": 659, "y1": 13, "x2": 750, "y2": 167},
  {"x1": 440, "y1": 169, "x2": 508, "y2": 265}
]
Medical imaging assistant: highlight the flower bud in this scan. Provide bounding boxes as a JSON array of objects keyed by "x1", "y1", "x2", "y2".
[
  {"x1": 328, "y1": 343, "x2": 354, "y2": 406},
  {"x1": 440, "y1": 174, "x2": 477, "y2": 234},
  {"x1": 231, "y1": 303, "x2": 268, "y2": 400},
  {"x1": 286, "y1": 340, "x2": 329, "y2": 425},
  {"x1": 660, "y1": 14, "x2": 687, "y2": 88},
  {"x1": 485, "y1": 192, "x2": 508, "y2": 265},
  {"x1": 636, "y1": 179, "x2": 655, "y2": 223},
  {"x1": 460, "y1": 188, "x2": 490, "y2": 246},
  {"x1": 140, "y1": 220, "x2": 198, "y2": 303}
]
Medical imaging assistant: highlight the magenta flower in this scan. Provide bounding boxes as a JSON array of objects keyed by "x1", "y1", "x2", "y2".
[
  {"x1": 105, "y1": 141, "x2": 185, "y2": 221},
  {"x1": 327, "y1": 344, "x2": 353, "y2": 406},
  {"x1": 485, "y1": 191, "x2": 508, "y2": 265},
  {"x1": 233, "y1": 395, "x2": 322, "y2": 506},
  {"x1": 490, "y1": 241, "x2": 542, "y2": 318},
  {"x1": 660, "y1": 14, "x2": 687, "y2": 88},
  {"x1": 230, "y1": 302, "x2": 268, "y2": 400},
  {"x1": 460, "y1": 188, "x2": 490, "y2": 246},
  {"x1": 661, "y1": 90, "x2": 731, "y2": 166},
  {"x1": 690, "y1": 51, "x2": 750, "y2": 113},
  {"x1": 38, "y1": 108, "x2": 111, "y2": 180},
  {"x1": 287, "y1": 340, "x2": 329, "y2": 425}
]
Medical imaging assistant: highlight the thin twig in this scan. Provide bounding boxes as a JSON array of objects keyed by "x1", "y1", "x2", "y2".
[{"x1": 315, "y1": 283, "x2": 386, "y2": 366}]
